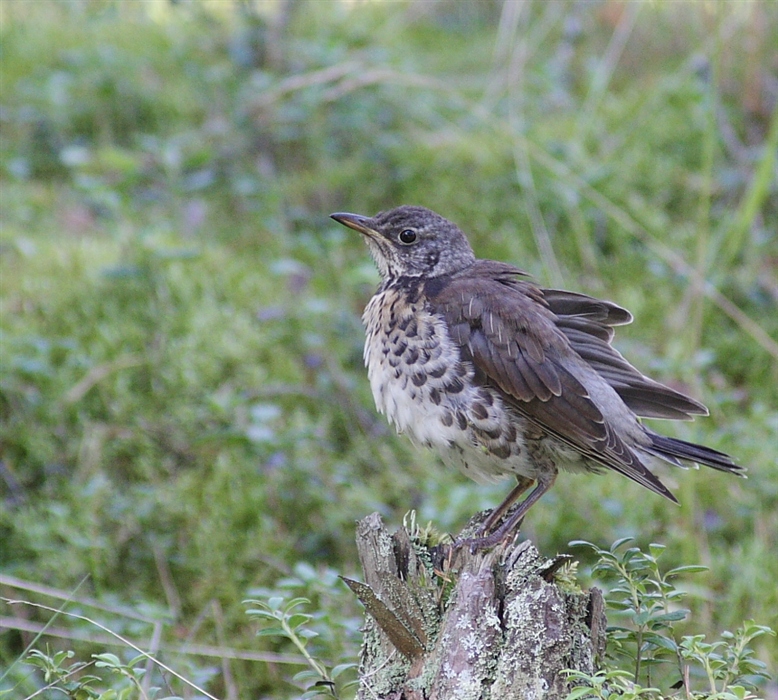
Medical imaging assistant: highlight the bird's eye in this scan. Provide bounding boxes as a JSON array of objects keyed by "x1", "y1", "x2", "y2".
[{"x1": 399, "y1": 229, "x2": 417, "y2": 244}]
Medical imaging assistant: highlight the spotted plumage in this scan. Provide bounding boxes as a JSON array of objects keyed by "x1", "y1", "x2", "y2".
[
  {"x1": 363, "y1": 281, "x2": 530, "y2": 484},
  {"x1": 331, "y1": 205, "x2": 745, "y2": 547}
]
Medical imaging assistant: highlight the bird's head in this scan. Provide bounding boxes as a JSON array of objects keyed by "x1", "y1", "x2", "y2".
[{"x1": 331, "y1": 205, "x2": 476, "y2": 280}]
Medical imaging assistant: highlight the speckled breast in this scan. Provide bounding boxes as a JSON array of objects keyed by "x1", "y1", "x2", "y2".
[{"x1": 362, "y1": 283, "x2": 536, "y2": 484}]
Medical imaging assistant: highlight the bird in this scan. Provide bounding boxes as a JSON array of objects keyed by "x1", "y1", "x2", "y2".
[{"x1": 331, "y1": 205, "x2": 745, "y2": 548}]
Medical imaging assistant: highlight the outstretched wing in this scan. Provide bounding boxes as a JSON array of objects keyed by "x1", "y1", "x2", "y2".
[
  {"x1": 427, "y1": 261, "x2": 676, "y2": 500},
  {"x1": 542, "y1": 289, "x2": 709, "y2": 420}
]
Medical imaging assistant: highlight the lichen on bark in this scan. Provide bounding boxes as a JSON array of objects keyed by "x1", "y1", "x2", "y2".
[{"x1": 344, "y1": 513, "x2": 605, "y2": 700}]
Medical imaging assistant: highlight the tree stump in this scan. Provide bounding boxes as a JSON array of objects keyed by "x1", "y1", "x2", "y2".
[{"x1": 343, "y1": 513, "x2": 606, "y2": 700}]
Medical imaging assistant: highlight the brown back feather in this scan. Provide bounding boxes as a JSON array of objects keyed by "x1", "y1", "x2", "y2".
[{"x1": 427, "y1": 262, "x2": 677, "y2": 501}]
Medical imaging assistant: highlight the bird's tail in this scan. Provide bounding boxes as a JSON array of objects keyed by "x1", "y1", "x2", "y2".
[{"x1": 644, "y1": 432, "x2": 746, "y2": 475}]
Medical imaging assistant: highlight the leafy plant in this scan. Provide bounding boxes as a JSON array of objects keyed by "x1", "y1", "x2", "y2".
[
  {"x1": 245, "y1": 594, "x2": 357, "y2": 699},
  {"x1": 567, "y1": 539, "x2": 774, "y2": 699},
  {"x1": 679, "y1": 624, "x2": 775, "y2": 700},
  {"x1": 22, "y1": 647, "x2": 187, "y2": 700},
  {"x1": 24, "y1": 648, "x2": 103, "y2": 699}
]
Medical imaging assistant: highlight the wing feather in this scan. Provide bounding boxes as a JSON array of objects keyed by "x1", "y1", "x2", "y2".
[
  {"x1": 547, "y1": 294, "x2": 709, "y2": 420},
  {"x1": 427, "y1": 263, "x2": 677, "y2": 500}
]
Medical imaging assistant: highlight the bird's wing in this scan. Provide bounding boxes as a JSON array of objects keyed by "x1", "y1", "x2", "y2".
[
  {"x1": 542, "y1": 289, "x2": 709, "y2": 420},
  {"x1": 428, "y1": 263, "x2": 676, "y2": 500}
]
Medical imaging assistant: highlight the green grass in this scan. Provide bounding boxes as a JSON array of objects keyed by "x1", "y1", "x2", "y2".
[{"x1": 1, "y1": 1, "x2": 776, "y2": 697}]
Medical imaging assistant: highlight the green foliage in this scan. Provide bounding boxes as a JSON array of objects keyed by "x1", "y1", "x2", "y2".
[
  {"x1": 24, "y1": 648, "x2": 104, "y2": 699},
  {"x1": 1, "y1": 0, "x2": 776, "y2": 697},
  {"x1": 567, "y1": 540, "x2": 774, "y2": 699},
  {"x1": 21, "y1": 646, "x2": 191, "y2": 700},
  {"x1": 245, "y1": 594, "x2": 357, "y2": 699},
  {"x1": 679, "y1": 624, "x2": 775, "y2": 700}
]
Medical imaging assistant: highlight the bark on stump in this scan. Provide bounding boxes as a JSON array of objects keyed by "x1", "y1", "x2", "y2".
[{"x1": 343, "y1": 513, "x2": 606, "y2": 700}]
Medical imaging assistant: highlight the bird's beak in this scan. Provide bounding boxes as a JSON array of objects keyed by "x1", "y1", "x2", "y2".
[{"x1": 330, "y1": 212, "x2": 378, "y2": 238}]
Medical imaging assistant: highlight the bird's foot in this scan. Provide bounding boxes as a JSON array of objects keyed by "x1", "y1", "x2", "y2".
[
  {"x1": 453, "y1": 516, "x2": 524, "y2": 554},
  {"x1": 453, "y1": 533, "x2": 504, "y2": 554}
]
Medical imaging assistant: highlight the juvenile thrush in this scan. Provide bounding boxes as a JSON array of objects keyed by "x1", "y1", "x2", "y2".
[{"x1": 331, "y1": 206, "x2": 745, "y2": 548}]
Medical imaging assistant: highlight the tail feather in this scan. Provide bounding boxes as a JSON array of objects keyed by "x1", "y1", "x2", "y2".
[{"x1": 646, "y1": 433, "x2": 745, "y2": 475}]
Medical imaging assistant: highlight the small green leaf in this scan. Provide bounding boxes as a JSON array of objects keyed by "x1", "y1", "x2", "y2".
[
  {"x1": 648, "y1": 543, "x2": 666, "y2": 558},
  {"x1": 649, "y1": 609, "x2": 689, "y2": 624},
  {"x1": 666, "y1": 564, "x2": 708, "y2": 577},
  {"x1": 632, "y1": 610, "x2": 651, "y2": 626},
  {"x1": 287, "y1": 613, "x2": 313, "y2": 629},
  {"x1": 643, "y1": 632, "x2": 678, "y2": 652},
  {"x1": 331, "y1": 662, "x2": 357, "y2": 679},
  {"x1": 126, "y1": 654, "x2": 148, "y2": 668},
  {"x1": 245, "y1": 608, "x2": 278, "y2": 620},
  {"x1": 301, "y1": 691, "x2": 333, "y2": 700},
  {"x1": 610, "y1": 537, "x2": 634, "y2": 552},
  {"x1": 293, "y1": 669, "x2": 323, "y2": 683},
  {"x1": 93, "y1": 653, "x2": 122, "y2": 668}
]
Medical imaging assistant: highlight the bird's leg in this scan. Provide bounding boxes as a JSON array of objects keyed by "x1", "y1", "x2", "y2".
[
  {"x1": 461, "y1": 468, "x2": 558, "y2": 552},
  {"x1": 476, "y1": 475, "x2": 534, "y2": 536}
]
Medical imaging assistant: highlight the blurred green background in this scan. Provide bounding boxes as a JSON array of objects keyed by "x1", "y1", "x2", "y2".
[{"x1": 1, "y1": 0, "x2": 776, "y2": 697}]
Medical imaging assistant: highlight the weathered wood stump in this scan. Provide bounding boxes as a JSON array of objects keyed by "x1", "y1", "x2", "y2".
[{"x1": 343, "y1": 513, "x2": 605, "y2": 700}]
